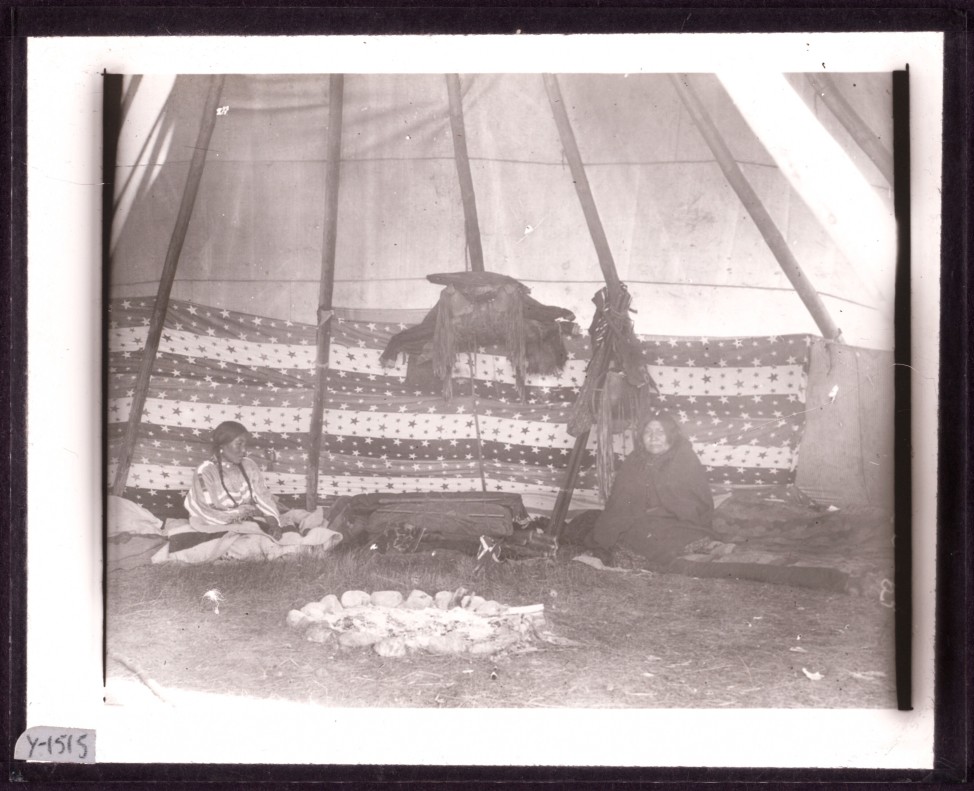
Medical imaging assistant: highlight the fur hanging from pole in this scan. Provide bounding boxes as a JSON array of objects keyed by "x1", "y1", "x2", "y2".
[
  {"x1": 565, "y1": 284, "x2": 659, "y2": 499},
  {"x1": 380, "y1": 271, "x2": 576, "y2": 401},
  {"x1": 594, "y1": 369, "x2": 641, "y2": 502},
  {"x1": 567, "y1": 285, "x2": 657, "y2": 436}
]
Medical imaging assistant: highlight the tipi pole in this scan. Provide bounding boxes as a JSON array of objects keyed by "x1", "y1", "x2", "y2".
[
  {"x1": 111, "y1": 75, "x2": 225, "y2": 496},
  {"x1": 670, "y1": 74, "x2": 844, "y2": 342},
  {"x1": 542, "y1": 74, "x2": 622, "y2": 291},
  {"x1": 542, "y1": 73, "x2": 623, "y2": 538},
  {"x1": 446, "y1": 74, "x2": 490, "y2": 491},
  {"x1": 547, "y1": 293, "x2": 622, "y2": 537},
  {"x1": 805, "y1": 73, "x2": 893, "y2": 186},
  {"x1": 305, "y1": 73, "x2": 345, "y2": 512},
  {"x1": 549, "y1": 429, "x2": 591, "y2": 534},
  {"x1": 446, "y1": 74, "x2": 485, "y2": 273}
]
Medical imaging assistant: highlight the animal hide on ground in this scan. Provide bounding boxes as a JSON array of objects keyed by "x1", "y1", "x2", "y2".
[{"x1": 380, "y1": 271, "x2": 575, "y2": 400}]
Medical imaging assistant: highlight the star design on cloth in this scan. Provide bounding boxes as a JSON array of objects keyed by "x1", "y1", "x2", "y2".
[{"x1": 113, "y1": 305, "x2": 810, "y2": 510}]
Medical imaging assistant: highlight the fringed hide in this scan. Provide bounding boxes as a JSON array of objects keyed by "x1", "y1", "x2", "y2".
[
  {"x1": 432, "y1": 279, "x2": 529, "y2": 400},
  {"x1": 380, "y1": 271, "x2": 576, "y2": 401},
  {"x1": 593, "y1": 370, "x2": 633, "y2": 502},
  {"x1": 567, "y1": 286, "x2": 658, "y2": 436},
  {"x1": 566, "y1": 285, "x2": 660, "y2": 499}
]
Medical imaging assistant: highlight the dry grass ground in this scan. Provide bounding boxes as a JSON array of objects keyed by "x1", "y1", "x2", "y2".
[{"x1": 107, "y1": 545, "x2": 896, "y2": 709}]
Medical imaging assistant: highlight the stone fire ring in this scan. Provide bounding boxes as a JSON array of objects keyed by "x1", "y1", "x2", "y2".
[{"x1": 286, "y1": 588, "x2": 547, "y2": 657}]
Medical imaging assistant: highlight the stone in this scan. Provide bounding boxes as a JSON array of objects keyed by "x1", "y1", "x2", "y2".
[
  {"x1": 338, "y1": 630, "x2": 384, "y2": 648},
  {"x1": 371, "y1": 590, "x2": 404, "y2": 608},
  {"x1": 433, "y1": 591, "x2": 453, "y2": 610},
  {"x1": 300, "y1": 601, "x2": 327, "y2": 620},
  {"x1": 427, "y1": 634, "x2": 468, "y2": 655},
  {"x1": 340, "y1": 590, "x2": 372, "y2": 608},
  {"x1": 446, "y1": 587, "x2": 469, "y2": 608},
  {"x1": 466, "y1": 595, "x2": 486, "y2": 611},
  {"x1": 306, "y1": 624, "x2": 335, "y2": 644},
  {"x1": 473, "y1": 600, "x2": 505, "y2": 616},
  {"x1": 403, "y1": 633, "x2": 431, "y2": 651},
  {"x1": 403, "y1": 590, "x2": 433, "y2": 610},
  {"x1": 318, "y1": 594, "x2": 344, "y2": 614},
  {"x1": 374, "y1": 637, "x2": 407, "y2": 657},
  {"x1": 286, "y1": 609, "x2": 310, "y2": 628}
]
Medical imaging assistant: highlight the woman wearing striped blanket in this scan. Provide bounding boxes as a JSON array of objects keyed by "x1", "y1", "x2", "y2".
[
  {"x1": 185, "y1": 420, "x2": 284, "y2": 540},
  {"x1": 150, "y1": 421, "x2": 342, "y2": 564}
]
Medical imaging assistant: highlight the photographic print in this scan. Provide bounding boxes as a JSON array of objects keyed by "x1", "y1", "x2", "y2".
[{"x1": 24, "y1": 34, "x2": 943, "y2": 768}]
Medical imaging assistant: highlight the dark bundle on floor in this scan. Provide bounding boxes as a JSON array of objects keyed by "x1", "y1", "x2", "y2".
[
  {"x1": 326, "y1": 491, "x2": 526, "y2": 547},
  {"x1": 380, "y1": 271, "x2": 576, "y2": 400},
  {"x1": 326, "y1": 492, "x2": 557, "y2": 563}
]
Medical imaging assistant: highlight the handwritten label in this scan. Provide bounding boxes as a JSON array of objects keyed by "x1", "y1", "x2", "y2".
[{"x1": 14, "y1": 727, "x2": 95, "y2": 763}]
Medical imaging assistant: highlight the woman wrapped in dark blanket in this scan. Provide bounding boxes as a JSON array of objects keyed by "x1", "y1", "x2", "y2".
[{"x1": 583, "y1": 412, "x2": 714, "y2": 569}]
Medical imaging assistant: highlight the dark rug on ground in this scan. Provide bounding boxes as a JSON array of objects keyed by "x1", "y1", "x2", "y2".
[{"x1": 564, "y1": 486, "x2": 893, "y2": 599}]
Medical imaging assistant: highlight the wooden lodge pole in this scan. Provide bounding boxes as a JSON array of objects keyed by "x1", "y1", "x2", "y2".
[
  {"x1": 542, "y1": 74, "x2": 622, "y2": 292},
  {"x1": 549, "y1": 430, "x2": 591, "y2": 534},
  {"x1": 446, "y1": 75, "x2": 489, "y2": 489},
  {"x1": 305, "y1": 74, "x2": 345, "y2": 511},
  {"x1": 805, "y1": 73, "x2": 894, "y2": 187},
  {"x1": 670, "y1": 74, "x2": 844, "y2": 343},
  {"x1": 542, "y1": 74, "x2": 624, "y2": 538},
  {"x1": 446, "y1": 74, "x2": 485, "y2": 273},
  {"x1": 111, "y1": 75, "x2": 225, "y2": 496},
  {"x1": 547, "y1": 291, "x2": 622, "y2": 537}
]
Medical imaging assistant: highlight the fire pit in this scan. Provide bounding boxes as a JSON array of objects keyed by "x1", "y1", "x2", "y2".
[{"x1": 287, "y1": 588, "x2": 548, "y2": 657}]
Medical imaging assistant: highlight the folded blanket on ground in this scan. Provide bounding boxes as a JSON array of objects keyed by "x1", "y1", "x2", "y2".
[
  {"x1": 108, "y1": 495, "x2": 164, "y2": 536},
  {"x1": 109, "y1": 533, "x2": 169, "y2": 571},
  {"x1": 108, "y1": 496, "x2": 168, "y2": 571},
  {"x1": 152, "y1": 508, "x2": 342, "y2": 564}
]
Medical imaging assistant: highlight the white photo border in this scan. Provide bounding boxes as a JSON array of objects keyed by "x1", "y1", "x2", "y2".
[{"x1": 24, "y1": 33, "x2": 942, "y2": 768}]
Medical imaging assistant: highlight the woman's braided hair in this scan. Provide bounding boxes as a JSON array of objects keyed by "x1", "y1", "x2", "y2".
[{"x1": 211, "y1": 421, "x2": 255, "y2": 507}]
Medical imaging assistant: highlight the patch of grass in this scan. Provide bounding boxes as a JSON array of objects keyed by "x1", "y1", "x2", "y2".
[{"x1": 108, "y1": 548, "x2": 897, "y2": 710}]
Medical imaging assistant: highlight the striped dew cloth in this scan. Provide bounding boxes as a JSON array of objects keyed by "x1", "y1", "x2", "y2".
[{"x1": 107, "y1": 299, "x2": 810, "y2": 519}]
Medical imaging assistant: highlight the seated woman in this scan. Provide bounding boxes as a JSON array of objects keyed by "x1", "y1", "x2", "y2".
[
  {"x1": 584, "y1": 412, "x2": 714, "y2": 569},
  {"x1": 185, "y1": 420, "x2": 284, "y2": 541}
]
